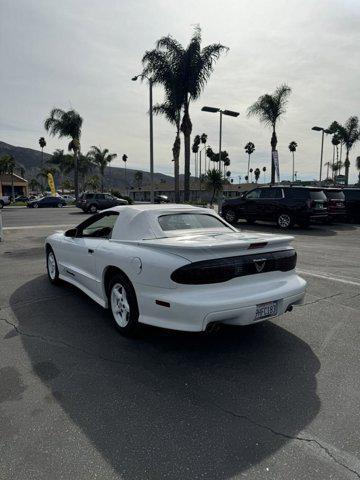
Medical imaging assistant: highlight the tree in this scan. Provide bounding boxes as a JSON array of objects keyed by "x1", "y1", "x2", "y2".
[
  {"x1": 38, "y1": 137, "x2": 46, "y2": 173},
  {"x1": 200, "y1": 133, "x2": 208, "y2": 173},
  {"x1": 49, "y1": 149, "x2": 73, "y2": 193},
  {"x1": 122, "y1": 154, "x2": 128, "y2": 193},
  {"x1": 84, "y1": 175, "x2": 100, "y2": 191},
  {"x1": 262, "y1": 166, "x2": 267, "y2": 183},
  {"x1": 336, "y1": 116, "x2": 360, "y2": 185},
  {"x1": 28, "y1": 178, "x2": 41, "y2": 193},
  {"x1": 87, "y1": 146, "x2": 117, "y2": 192},
  {"x1": 134, "y1": 170, "x2": 143, "y2": 189},
  {"x1": 288, "y1": 141, "x2": 298, "y2": 182},
  {"x1": 249, "y1": 168, "x2": 254, "y2": 182},
  {"x1": 44, "y1": 108, "x2": 83, "y2": 199},
  {"x1": 0, "y1": 154, "x2": 16, "y2": 200},
  {"x1": 205, "y1": 168, "x2": 224, "y2": 206},
  {"x1": 244, "y1": 142, "x2": 255, "y2": 179},
  {"x1": 331, "y1": 135, "x2": 341, "y2": 179},
  {"x1": 153, "y1": 101, "x2": 181, "y2": 201},
  {"x1": 192, "y1": 135, "x2": 201, "y2": 180},
  {"x1": 248, "y1": 84, "x2": 292, "y2": 183},
  {"x1": 142, "y1": 26, "x2": 228, "y2": 201},
  {"x1": 254, "y1": 168, "x2": 261, "y2": 183}
]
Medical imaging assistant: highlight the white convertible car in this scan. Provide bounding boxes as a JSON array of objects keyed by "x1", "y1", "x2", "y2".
[{"x1": 45, "y1": 204, "x2": 306, "y2": 334}]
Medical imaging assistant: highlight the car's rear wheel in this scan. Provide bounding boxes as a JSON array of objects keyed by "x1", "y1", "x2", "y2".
[
  {"x1": 89, "y1": 204, "x2": 97, "y2": 214},
  {"x1": 224, "y1": 209, "x2": 237, "y2": 224},
  {"x1": 108, "y1": 274, "x2": 139, "y2": 335},
  {"x1": 33, "y1": 203, "x2": 39, "y2": 208},
  {"x1": 277, "y1": 213, "x2": 293, "y2": 229},
  {"x1": 46, "y1": 248, "x2": 60, "y2": 285}
]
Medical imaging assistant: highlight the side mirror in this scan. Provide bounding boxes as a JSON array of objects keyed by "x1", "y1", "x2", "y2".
[{"x1": 65, "y1": 228, "x2": 77, "y2": 237}]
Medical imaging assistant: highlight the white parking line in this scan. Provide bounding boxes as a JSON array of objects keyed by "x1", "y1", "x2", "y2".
[
  {"x1": 297, "y1": 269, "x2": 360, "y2": 287},
  {"x1": 3, "y1": 224, "x2": 73, "y2": 231}
]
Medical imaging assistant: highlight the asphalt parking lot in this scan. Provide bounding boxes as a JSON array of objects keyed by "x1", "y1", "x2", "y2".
[{"x1": 1, "y1": 206, "x2": 359, "y2": 480}]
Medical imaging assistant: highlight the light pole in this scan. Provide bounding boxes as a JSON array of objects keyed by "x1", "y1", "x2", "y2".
[
  {"x1": 312, "y1": 126, "x2": 331, "y2": 183},
  {"x1": 132, "y1": 74, "x2": 154, "y2": 203},
  {"x1": 201, "y1": 107, "x2": 239, "y2": 174}
]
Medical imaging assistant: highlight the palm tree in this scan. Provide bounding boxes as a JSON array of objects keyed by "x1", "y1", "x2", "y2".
[
  {"x1": 122, "y1": 154, "x2": 128, "y2": 193},
  {"x1": 249, "y1": 168, "x2": 254, "y2": 182},
  {"x1": 262, "y1": 166, "x2": 267, "y2": 183},
  {"x1": 331, "y1": 135, "x2": 340, "y2": 180},
  {"x1": 37, "y1": 166, "x2": 57, "y2": 192},
  {"x1": 142, "y1": 26, "x2": 228, "y2": 201},
  {"x1": 248, "y1": 84, "x2": 292, "y2": 183},
  {"x1": 288, "y1": 141, "x2": 297, "y2": 182},
  {"x1": 153, "y1": 100, "x2": 181, "y2": 201},
  {"x1": 254, "y1": 168, "x2": 261, "y2": 183},
  {"x1": 0, "y1": 154, "x2": 16, "y2": 200},
  {"x1": 49, "y1": 149, "x2": 73, "y2": 193},
  {"x1": 200, "y1": 133, "x2": 208, "y2": 174},
  {"x1": 87, "y1": 146, "x2": 117, "y2": 192},
  {"x1": 38, "y1": 137, "x2": 46, "y2": 172},
  {"x1": 336, "y1": 116, "x2": 360, "y2": 185},
  {"x1": 244, "y1": 142, "x2": 255, "y2": 179},
  {"x1": 205, "y1": 168, "x2": 224, "y2": 206},
  {"x1": 44, "y1": 108, "x2": 83, "y2": 199},
  {"x1": 192, "y1": 135, "x2": 201, "y2": 181}
]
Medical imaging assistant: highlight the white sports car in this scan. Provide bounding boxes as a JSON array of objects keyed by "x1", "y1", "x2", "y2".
[{"x1": 45, "y1": 204, "x2": 306, "y2": 334}]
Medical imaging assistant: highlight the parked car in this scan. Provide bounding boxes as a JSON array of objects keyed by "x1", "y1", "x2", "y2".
[
  {"x1": 322, "y1": 188, "x2": 346, "y2": 223},
  {"x1": 45, "y1": 204, "x2": 306, "y2": 335},
  {"x1": 0, "y1": 196, "x2": 11, "y2": 208},
  {"x1": 221, "y1": 186, "x2": 328, "y2": 229},
  {"x1": 61, "y1": 194, "x2": 75, "y2": 204},
  {"x1": 343, "y1": 188, "x2": 360, "y2": 223},
  {"x1": 154, "y1": 194, "x2": 170, "y2": 203},
  {"x1": 27, "y1": 196, "x2": 66, "y2": 208},
  {"x1": 76, "y1": 192, "x2": 128, "y2": 213}
]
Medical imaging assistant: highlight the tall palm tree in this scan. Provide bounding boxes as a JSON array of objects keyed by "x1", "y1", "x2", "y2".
[
  {"x1": 254, "y1": 168, "x2": 261, "y2": 183},
  {"x1": 192, "y1": 135, "x2": 201, "y2": 181},
  {"x1": 84, "y1": 175, "x2": 100, "y2": 191},
  {"x1": 336, "y1": 116, "x2": 360, "y2": 185},
  {"x1": 153, "y1": 100, "x2": 181, "y2": 201},
  {"x1": 200, "y1": 133, "x2": 208, "y2": 175},
  {"x1": 122, "y1": 154, "x2": 128, "y2": 193},
  {"x1": 288, "y1": 141, "x2": 297, "y2": 182},
  {"x1": 262, "y1": 166, "x2": 267, "y2": 183},
  {"x1": 244, "y1": 142, "x2": 255, "y2": 179},
  {"x1": 88, "y1": 146, "x2": 117, "y2": 192},
  {"x1": 142, "y1": 26, "x2": 228, "y2": 201},
  {"x1": 205, "y1": 168, "x2": 224, "y2": 206},
  {"x1": 247, "y1": 84, "x2": 292, "y2": 183},
  {"x1": 38, "y1": 137, "x2": 46, "y2": 172},
  {"x1": 44, "y1": 108, "x2": 83, "y2": 199},
  {"x1": 249, "y1": 168, "x2": 254, "y2": 182}
]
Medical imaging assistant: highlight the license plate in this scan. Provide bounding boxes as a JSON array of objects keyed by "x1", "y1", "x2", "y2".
[{"x1": 255, "y1": 301, "x2": 278, "y2": 320}]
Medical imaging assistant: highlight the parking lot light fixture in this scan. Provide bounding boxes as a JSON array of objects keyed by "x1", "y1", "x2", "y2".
[
  {"x1": 202, "y1": 106, "x2": 240, "y2": 172},
  {"x1": 312, "y1": 126, "x2": 331, "y2": 182},
  {"x1": 132, "y1": 74, "x2": 154, "y2": 203}
]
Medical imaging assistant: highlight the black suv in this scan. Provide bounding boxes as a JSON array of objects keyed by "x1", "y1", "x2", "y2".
[
  {"x1": 76, "y1": 192, "x2": 128, "y2": 213},
  {"x1": 342, "y1": 188, "x2": 360, "y2": 223},
  {"x1": 221, "y1": 186, "x2": 328, "y2": 229}
]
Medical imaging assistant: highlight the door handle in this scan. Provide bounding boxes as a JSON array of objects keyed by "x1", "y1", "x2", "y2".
[{"x1": 88, "y1": 249, "x2": 94, "y2": 254}]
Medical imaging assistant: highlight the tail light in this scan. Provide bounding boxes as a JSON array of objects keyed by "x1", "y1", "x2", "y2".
[{"x1": 171, "y1": 250, "x2": 297, "y2": 285}]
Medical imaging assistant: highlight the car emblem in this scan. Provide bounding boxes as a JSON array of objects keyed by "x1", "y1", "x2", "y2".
[{"x1": 253, "y1": 258, "x2": 266, "y2": 273}]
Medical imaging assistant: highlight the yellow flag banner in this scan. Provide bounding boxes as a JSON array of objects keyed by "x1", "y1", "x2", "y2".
[{"x1": 47, "y1": 173, "x2": 56, "y2": 196}]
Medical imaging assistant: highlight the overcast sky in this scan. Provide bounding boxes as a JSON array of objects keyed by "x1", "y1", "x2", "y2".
[{"x1": 1, "y1": 0, "x2": 359, "y2": 182}]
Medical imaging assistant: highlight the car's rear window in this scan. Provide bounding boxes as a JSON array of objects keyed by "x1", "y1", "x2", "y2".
[
  {"x1": 325, "y1": 191, "x2": 345, "y2": 200},
  {"x1": 310, "y1": 190, "x2": 327, "y2": 201},
  {"x1": 158, "y1": 213, "x2": 231, "y2": 232}
]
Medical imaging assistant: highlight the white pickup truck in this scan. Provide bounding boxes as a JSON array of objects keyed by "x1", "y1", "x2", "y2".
[{"x1": 0, "y1": 196, "x2": 11, "y2": 209}]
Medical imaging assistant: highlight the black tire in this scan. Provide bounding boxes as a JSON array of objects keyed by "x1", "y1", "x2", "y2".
[
  {"x1": 33, "y1": 203, "x2": 39, "y2": 208},
  {"x1": 89, "y1": 204, "x2": 97, "y2": 214},
  {"x1": 108, "y1": 273, "x2": 139, "y2": 336},
  {"x1": 46, "y1": 247, "x2": 61, "y2": 285},
  {"x1": 0, "y1": 201, "x2": 4, "y2": 209},
  {"x1": 245, "y1": 218, "x2": 256, "y2": 225},
  {"x1": 224, "y1": 209, "x2": 238, "y2": 224},
  {"x1": 277, "y1": 212, "x2": 293, "y2": 229}
]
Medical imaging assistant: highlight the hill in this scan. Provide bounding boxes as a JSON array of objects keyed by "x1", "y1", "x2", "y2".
[{"x1": 0, "y1": 141, "x2": 175, "y2": 190}]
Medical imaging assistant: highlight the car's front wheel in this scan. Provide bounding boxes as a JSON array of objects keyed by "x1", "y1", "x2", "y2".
[
  {"x1": 277, "y1": 213, "x2": 293, "y2": 229},
  {"x1": 89, "y1": 204, "x2": 97, "y2": 214},
  {"x1": 223, "y1": 209, "x2": 238, "y2": 224},
  {"x1": 109, "y1": 274, "x2": 139, "y2": 335},
  {"x1": 46, "y1": 248, "x2": 60, "y2": 285}
]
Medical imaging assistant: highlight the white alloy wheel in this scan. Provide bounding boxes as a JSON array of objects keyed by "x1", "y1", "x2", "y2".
[
  {"x1": 111, "y1": 283, "x2": 130, "y2": 328},
  {"x1": 57, "y1": 202, "x2": 63, "y2": 208},
  {"x1": 89, "y1": 204, "x2": 97, "y2": 213},
  {"x1": 225, "y1": 209, "x2": 237, "y2": 223},
  {"x1": 33, "y1": 203, "x2": 39, "y2": 208},
  {"x1": 47, "y1": 251, "x2": 56, "y2": 280},
  {"x1": 278, "y1": 213, "x2": 291, "y2": 229}
]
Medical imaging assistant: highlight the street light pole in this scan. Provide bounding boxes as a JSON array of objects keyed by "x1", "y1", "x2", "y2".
[
  {"x1": 312, "y1": 126, "x2": 331, "y2": 183},
  {"x1": 132, "y1": 74, "x2": 155, "y2": 203}
]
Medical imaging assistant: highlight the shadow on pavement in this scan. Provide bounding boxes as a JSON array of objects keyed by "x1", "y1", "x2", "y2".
[{"x1": 10, "y1": 276, "x2": 321, "y2": 480}]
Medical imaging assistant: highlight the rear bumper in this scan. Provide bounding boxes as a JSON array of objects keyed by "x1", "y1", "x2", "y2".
[{"x1": 135, "y1": 271, "x2": 306, "y2": 332}]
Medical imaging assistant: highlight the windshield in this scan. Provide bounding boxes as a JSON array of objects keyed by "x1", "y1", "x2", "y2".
[
  {"x1": 326, "y1": 191, "x2": 345, "y2": 200},
  {"x1": 158, "y1": 213, "x2": 232, "y2": 232}
]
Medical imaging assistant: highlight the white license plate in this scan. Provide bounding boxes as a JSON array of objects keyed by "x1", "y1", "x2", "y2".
[{"x1": 255, "y1": 301, "x2": 278, "y2": 320}]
